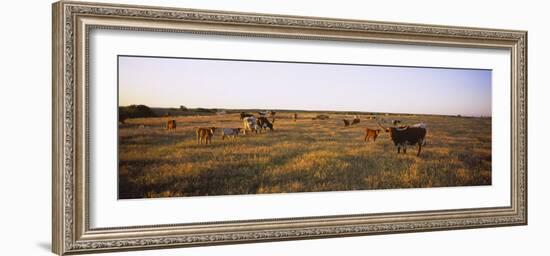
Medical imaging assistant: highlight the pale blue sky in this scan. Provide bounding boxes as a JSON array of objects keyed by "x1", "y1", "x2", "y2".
[{"x1": 118, "y1": 56, "x2": 492, "y2": 116}]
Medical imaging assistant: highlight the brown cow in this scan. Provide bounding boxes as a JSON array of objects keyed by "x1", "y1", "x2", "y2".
[
  {"x1": 351, "y1": 118, "x2": 360, "y2": 125},
  {"x1": 269, "y1": 111, "x2": 276, "y2": 123},
  {"x1": 293, "y1": 113, "x2": 298, "y2": 122},
  {"x1": 166, "y1": 120, "x2": 176, "y2": 131},
  {"x1": 195, "y1": 127, "x2": 217, "y2": 145},
  {"x1": 364, "y1": 128, "x2": 381, "y2": 142}
]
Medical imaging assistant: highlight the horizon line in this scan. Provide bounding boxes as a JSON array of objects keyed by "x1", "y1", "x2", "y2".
[{"x1": 119, "y1": 104, "x2": 492, "y2": 117}]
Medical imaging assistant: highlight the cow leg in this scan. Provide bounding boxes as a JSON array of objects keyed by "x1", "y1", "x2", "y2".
[
  {"x1": 222, "y1": 135, "x2": 225, "y2": 140},
  {"x1": 364, "y1": 135, "x2": 368, "y2": 142},
  {"x1": 417, "y1": 143, "x2": 422, "y2": 156},
  {"x1": 373, "y1": 135, "x2": 377, "y2": 141},
  {"x1": 397, "y1": 147, "x2": 401, "y2": 154},
  {"x1": 403, "y1": 147, "x2": 407, "y2": 154}
]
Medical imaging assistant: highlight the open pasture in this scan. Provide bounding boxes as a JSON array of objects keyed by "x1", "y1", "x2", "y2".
[{"x1": 118, "y1": 112, "x2": 491, "y2": 199}]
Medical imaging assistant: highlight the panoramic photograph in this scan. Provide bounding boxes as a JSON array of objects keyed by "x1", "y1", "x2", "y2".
[{"x1": 117, "y1": 55, "x2": 492, "y2": 199}]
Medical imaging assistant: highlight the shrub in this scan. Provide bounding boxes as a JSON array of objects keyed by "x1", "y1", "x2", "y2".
[{"x1": 119, "y1": 105, "x2": 156, "y2": 123}]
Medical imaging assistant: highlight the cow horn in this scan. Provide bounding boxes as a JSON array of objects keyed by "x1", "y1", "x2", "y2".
[{"x1": 396, "y1": 126, "x2": 408, "y2": 131}]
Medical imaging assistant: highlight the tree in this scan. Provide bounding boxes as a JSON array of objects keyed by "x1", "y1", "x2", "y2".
[{"x1": 180, "y1": 105, "x2": 187, "y2": 111}]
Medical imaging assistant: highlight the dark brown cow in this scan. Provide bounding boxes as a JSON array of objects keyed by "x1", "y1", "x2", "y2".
[
  {"x1": 293, "y1": 113, "x2": 298, "y2": 122},
  {"x1": 351, "y1": 118, "x2": 360, "y2": 125},
  {"x1": 240, "y1": 112, "x2": 253, "y2": 120},
  {"x1": 342, "y1": 119, "x2": 350, "y2": 127},
  {"x1": 166, "y1": 120, "x2": 176, "y2": 131},
  {"x1": 363, "y1": 128, "x2": 381, "y2": 142},
  {"x1": 256, "y1": 116, "x2": 274, "y2": 132},
  {"x1": 195, "y1": 127, "x2": 217, "y2": 145},
  {"x1": 379, "y1": 122, "x2": 427, "y2": 156}
]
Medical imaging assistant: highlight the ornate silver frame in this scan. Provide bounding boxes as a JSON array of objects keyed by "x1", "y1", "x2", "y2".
[{"x1": 52, "y1": 1, "x2": 527, "y2": 255}]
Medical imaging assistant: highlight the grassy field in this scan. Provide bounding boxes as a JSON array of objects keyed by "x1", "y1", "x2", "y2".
[{"x1": 118, "y1": 112, "x2": 491, "y2": 199}]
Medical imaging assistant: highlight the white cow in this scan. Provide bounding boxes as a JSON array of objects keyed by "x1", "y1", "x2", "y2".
[
  {"x1": 221, "y1": 128, "x2": 241, "y2": 140},
  {"x1": 243, "y1": 116, "x2": 259, "y2": 135}
]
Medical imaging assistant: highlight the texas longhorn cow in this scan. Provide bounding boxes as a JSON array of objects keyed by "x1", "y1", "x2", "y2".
[
  {"x1": 378, "y1": 121, "x2": 427, "y2": 156},
  {"x1": 256, "y1": 116, "x2": 274, "y2": 133}
]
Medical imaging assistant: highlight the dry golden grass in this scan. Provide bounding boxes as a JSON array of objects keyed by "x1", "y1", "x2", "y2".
[{"x1": 118, "y1": 113, "x2": 491, "y2": 199}]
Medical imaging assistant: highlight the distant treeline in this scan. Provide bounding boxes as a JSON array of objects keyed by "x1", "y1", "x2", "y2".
[
  {"x1": 119, "y1": 104, "x2": 487, "y2": 123},
  {"x1": 119, "y1": 105, "x2": 157, "y2": 123},
  {"x1": 151, "y1": 106, "x2": 218, "y2": 117}
]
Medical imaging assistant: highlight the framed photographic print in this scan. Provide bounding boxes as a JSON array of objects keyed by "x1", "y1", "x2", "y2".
[{"x1": 52, "y1": 1, "x2": 527, "y2": 255}]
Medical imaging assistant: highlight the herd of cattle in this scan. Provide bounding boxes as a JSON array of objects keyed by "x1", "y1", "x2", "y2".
[{"x1": 161, "y1": 111, "x2": 428, "y2": 156}]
